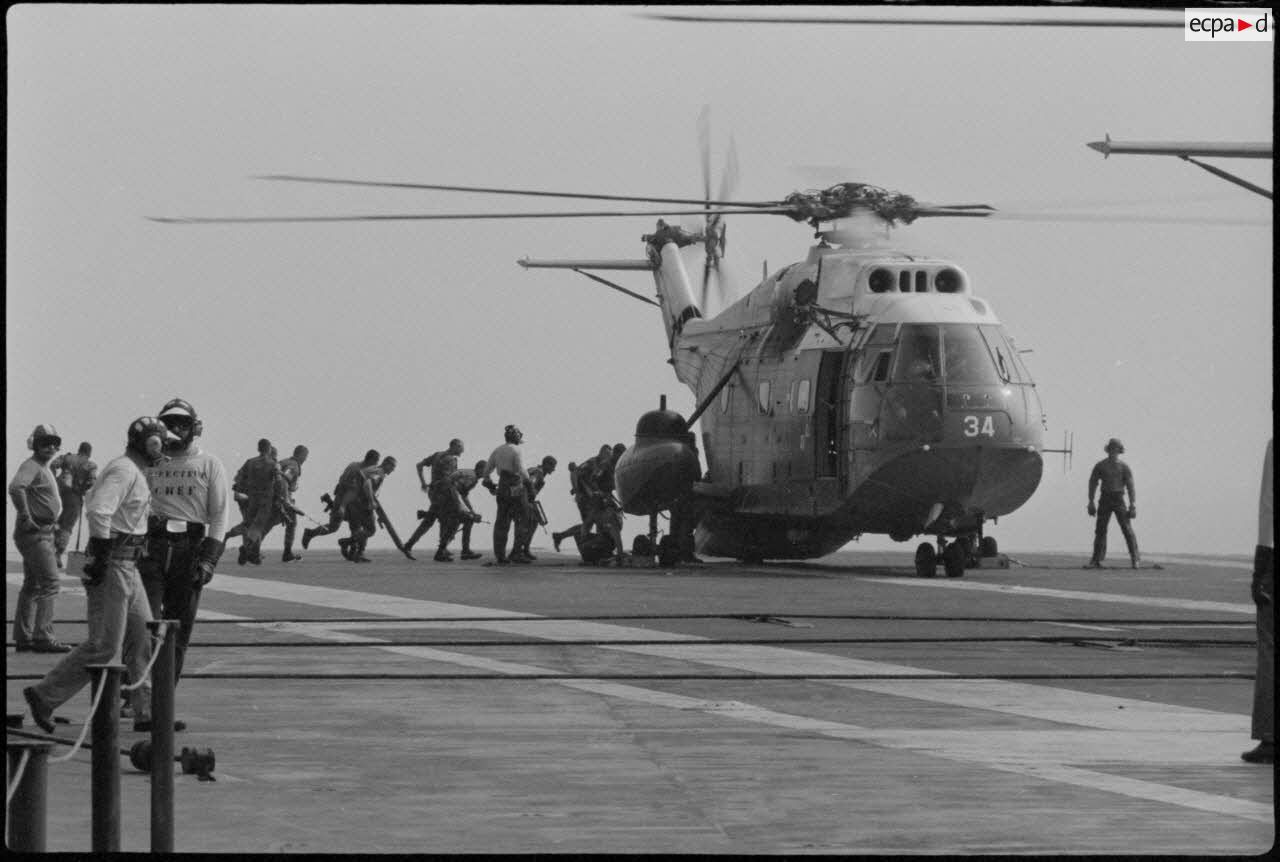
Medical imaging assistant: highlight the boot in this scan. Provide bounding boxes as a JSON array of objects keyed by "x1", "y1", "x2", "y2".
[
  {"x1": 302, "y1": 527, "x2": 317, "y2": 550},
  {"x1": 282, "y1": 550, "x2": 302, "y2": 563},
  {"x1": 338, "y1": 537, "x2": 352, "y2": 560},
  {"x1": 460, "y1": 549, "x2": 482, "y2": 560},
  {"x1": 434, "y1": 548, "x2": 454, "y2": 562}
]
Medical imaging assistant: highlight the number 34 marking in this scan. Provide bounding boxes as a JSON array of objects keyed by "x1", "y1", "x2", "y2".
[{"x1": 963, "y1": 415, "x2": 996, "y2": 437}]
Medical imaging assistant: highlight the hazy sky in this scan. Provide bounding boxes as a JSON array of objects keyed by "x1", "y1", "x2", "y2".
[{"x1": 6, "y1": 5, "x2": 1272, "y2": 556}]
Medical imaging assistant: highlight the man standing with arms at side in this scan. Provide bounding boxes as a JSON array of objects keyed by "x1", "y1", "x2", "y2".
[
  {"x1": 10, "y1": 424, "x2": 70, "y2": 653},
  {"x1": 1243, "y1": 438, "x2": 1273, "y2": 764},
  {"x1": 482, "y1": 425, "x2": 530, "y2": 566},
  {"x1": 138, "y1": 397, "x2": 230, "y2": 692},
  {"x1": 50, "y1": 441, "x2": 97, "y2": 569},
  {"x1": 1084, "y1": 437, "x2": 1140, "y2": 569},
  {"x1": 24, "y1": 417, "x2": 175, "y2": 733}
]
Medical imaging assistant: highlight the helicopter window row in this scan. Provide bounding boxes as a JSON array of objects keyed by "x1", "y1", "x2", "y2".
[{"x1": 867, "y1": 267, "x2": 966, "y2": 294}]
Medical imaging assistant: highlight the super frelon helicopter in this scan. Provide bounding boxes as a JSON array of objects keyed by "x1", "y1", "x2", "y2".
[{"x1": 154, "y1": 124, "x2": 1072, "y2": 577}]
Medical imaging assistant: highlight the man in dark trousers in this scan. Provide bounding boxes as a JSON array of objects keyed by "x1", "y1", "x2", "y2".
[
  {"x1": 24, "y1": 417, "x2": 176, "y2": 733},
  {"x1": 404, "y1": 438, "x2": 465, "y2": 560},
  {"x1": 513, "y1": 455, "x2": 557, "y2": 562},
  {"x1": 138, "y1": 397, "x2": 230, "y2": 696},
  {"x1": 50, "y1": 441, "x2": 97, "y2": 569},
  {"x1": 1084, "y1": 438, "x2": 1140, "y2": 569},
  {"x1": 482, "y1": 425, "x2": 529, "y2": 565},
  {"x1": 1243, "y1": 438, "x2": 1273, "y2": 764},
  {"x1": 303, "y1": 449, "x2": 379, "y2": 553}
]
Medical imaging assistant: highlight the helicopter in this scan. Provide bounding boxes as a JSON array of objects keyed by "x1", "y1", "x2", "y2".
[{"x1": 154, "y1": 119, "x2": 1079, "y2": 578}]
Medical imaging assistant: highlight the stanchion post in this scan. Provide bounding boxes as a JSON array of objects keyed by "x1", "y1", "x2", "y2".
[
  {"x1": 148, "y1": 619, "x2": 177, "y2": 853},
  {"x1": 6, "y1": 739, "x2": 54, "y2": 851},
  {"x1": 87, "y1": 662, "x2": 124, "y2": 852}
]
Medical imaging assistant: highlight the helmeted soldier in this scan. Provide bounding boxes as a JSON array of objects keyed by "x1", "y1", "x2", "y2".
[
  {"x1": 1085, "y1": 437, "x2": 1140, "y2": 569},
  {"x1": 25, "y1": 417, "x2": 177, "y2": 733},
  {"x1": 482, "y1": 425, "x2": 530, "y2": 565},
  {"x1": 137, "y1": 397, "x2": 231, "y2": 694},
  {"x1": 10, "y1": 424, "x2": 69, "y2": 652}
]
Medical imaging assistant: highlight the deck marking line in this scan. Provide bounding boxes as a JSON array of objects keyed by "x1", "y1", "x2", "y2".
[{"x1": 863, "y1": 577, "x2": 1254, "y2": 615}]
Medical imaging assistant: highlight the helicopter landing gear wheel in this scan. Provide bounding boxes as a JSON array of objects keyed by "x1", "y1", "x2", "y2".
[
  {"x1": 942, "y1": 542, "x2": 966, "y2": 578},
  {"x1": 914, "y1": 542, "x2": 937, "y2": 578},
  {"x1": 980, "y1": 536, "x2": 998, "y2": 557}
]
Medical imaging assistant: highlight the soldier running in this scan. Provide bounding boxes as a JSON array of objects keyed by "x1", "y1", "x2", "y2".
[
  {"x1": 302, "y1": 449, "x2": 379, "y2": 554},
  {"x1": 512, "y1": 455, "x2": 557, "y2": 561}
]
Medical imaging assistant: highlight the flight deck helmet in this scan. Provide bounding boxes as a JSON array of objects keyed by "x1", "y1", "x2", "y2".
[{"x1": 27, "y1": 424, "x2": 62, "y2": 450}]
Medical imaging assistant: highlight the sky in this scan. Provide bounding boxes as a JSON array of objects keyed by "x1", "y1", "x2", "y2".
[{"x1": 6, "y1": 5, "x2": 1273, "y2": 557}]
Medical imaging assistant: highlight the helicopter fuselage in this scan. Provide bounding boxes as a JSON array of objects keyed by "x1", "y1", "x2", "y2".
[{"x1": 621, "y1": 234, "x2": 1045, "y2": 561}]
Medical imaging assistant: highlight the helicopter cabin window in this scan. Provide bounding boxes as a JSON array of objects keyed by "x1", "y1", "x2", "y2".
[
  {"x1": 718, "y1": 384, "x2": 732, "y2": 413},
  {"x1": 794, "y1": 379, "x2": 811, "y2": 414},
  {"x1": 757, "y1": 381, "x2": 771, "y2": 414},
  {"x1": 915, "y1": 271, "x2": 928, "y2": 293},
  {"x1": 898, "y1": 271, "x2": 911, "y2": 293}
]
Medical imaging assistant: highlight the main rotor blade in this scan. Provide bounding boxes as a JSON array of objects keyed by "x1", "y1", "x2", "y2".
[
  {"x1": 257, "y1": 174, "x2": 771, "y2": 209},
  {"x1": 640, "y1": 12, "x2": 1182, "y2": 28},
  {"x1": 987, "y1": 210, "x2": 1270, "y2": 226},
  {"x1": 148, "y1": 207, "x2": 793, "y2": 225}
]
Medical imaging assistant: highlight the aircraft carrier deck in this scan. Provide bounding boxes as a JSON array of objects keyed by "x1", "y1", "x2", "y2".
[{"x1": 6, "y1": 547, "x2": 1274, "y2": 854}]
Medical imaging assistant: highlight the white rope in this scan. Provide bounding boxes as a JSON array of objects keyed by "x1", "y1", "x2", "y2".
[
  {"x1": 6, "y1": 749, "x2": 31, "y2": 806},
  {"x1": 48, "y1": 670, "x2": 110, "y2": 764},
  {"x1": 121, "y1": 621, "x2": 170, "y2": 691}
]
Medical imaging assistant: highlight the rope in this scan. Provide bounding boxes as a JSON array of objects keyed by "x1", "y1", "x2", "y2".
[
  {"x1": 6, "y1": 749, "x2": 31, "y2": 807},
  {"x1": 48, "y1": 672, "x2": 110, "y2": 764},
  {"x1": 121, "y1": 621, "x2": 170, "y2": 692}
]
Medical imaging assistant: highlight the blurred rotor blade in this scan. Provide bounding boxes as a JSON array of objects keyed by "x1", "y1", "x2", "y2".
[
  {"x1": 257, "y1": 173, "x2": 759, "y2": 208},
  {"x1": 717, "y1": 136, "x2": 741, "y2": 205},
  {"x1": 986, "y1": 210, "x2": 1270, "y2": 226},
  {"x1": 698, "y1": 106, "x2": 712, "y2": 206},
  {"x1": 640, "y1": 12, "x2": 1182, "y2": 28},
  {"x1": 148, "y1": 207, "x2": 792, "y2": 225}
]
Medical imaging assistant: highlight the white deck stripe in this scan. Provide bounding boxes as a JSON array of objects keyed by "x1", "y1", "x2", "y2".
[{"x1": 862, "y1": 577, "x2": 1255, "y2": 615}]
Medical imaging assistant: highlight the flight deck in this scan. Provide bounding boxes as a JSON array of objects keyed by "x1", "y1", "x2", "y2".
[{"x1": 6, "y1": 548, "x2": 1273, "y2": 854}]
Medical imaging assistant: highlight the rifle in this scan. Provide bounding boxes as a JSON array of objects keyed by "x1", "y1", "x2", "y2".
[{"x1": 372, "y1": 497, "x2": 414, "y2": 560}]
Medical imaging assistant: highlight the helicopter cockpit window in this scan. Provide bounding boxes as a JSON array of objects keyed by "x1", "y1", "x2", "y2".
[
  {"x1": 940, "y1": 324, "x2": 1002, "y2": 385},
  {"x1": 980, "y1": 325, "x2": 1030, "y2": 383},
  {"x1": 893, "y1": 325, "x2": 940, "y2": 382}
]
